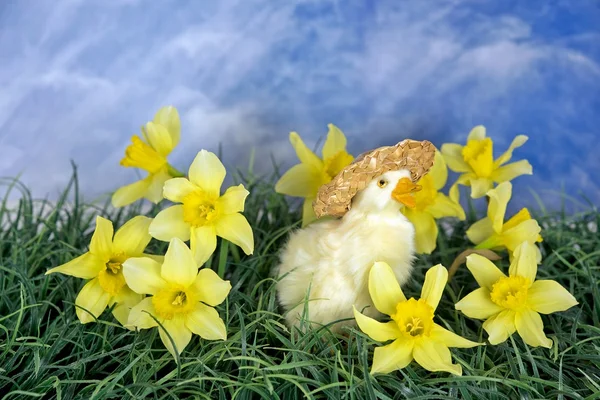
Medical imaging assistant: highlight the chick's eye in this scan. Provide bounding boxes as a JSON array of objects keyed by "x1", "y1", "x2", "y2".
[{"x1": 377, "y1": 179, "x2": 388, "y2": 188}]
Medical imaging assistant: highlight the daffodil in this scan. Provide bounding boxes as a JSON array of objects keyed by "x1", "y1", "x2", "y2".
[
  {"x1": 275, "y1": 124, "x2": 354, "y2": 226},
  {"x1": 353, "y1": 262, "x2": 481, "y2": 375},
  {"x1": 112, "y1": 106, "x2": 184, "y2": 207},
  {"x1": 149, "y1": 150, "x2": 254, "y2": 266},
  {"x1": 123, "y1": 238, "x2": 231, "y2": 359},
  {"x1": 441, "y1": 125, "x2": 532, "y2": 199},
  {"x1": 402, "y1": 151, "x2": 465, "y2": 254},
  {"x1": 455, "y1": 242, "x2": 578, "y2": 347},
  {"x1": 45, "y1": 216, "x2": 154, "y2": 327},
  {"x1": 467, "y1": 181, "x2": 543, "y2": 262}
]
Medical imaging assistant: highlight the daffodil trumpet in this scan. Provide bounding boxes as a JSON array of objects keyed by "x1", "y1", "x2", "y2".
[{"x1": 354, "y1": 262, "x2": 481, "y2": 375}]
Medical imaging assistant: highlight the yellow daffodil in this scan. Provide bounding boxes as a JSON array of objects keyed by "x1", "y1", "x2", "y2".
[
  {"x1": 402, "y1": 151, "x2": 465, "y2": 254},
  {"x1": 441, "y1": 125, "x2": 532, "y2": 199},
  {"x1": 123, "y1": 238, "x2": 231, "y2": 359},
  {"x1": 353, "y1": 262, "x2": 481, "y2": 375},
  {"x1": 112, "y1": 106, "x2": 184, "y2": 207},
  {"x1": 149, "y1": 150, "x2": 254, "y2": 266},
  {"x1": 467, "y1": 181, "x2": 543, "y2": 262},
  {"x1": 275, "y1": 124, "x2": 354, "y2": 226},
  {"x1": 455, "y1": 242, "x2": 578, "y2": 347},
  {"x1": 45, "y1": 216, "x2": 154, "y2": 327}
]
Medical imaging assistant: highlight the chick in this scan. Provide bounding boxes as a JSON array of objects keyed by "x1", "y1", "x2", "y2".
[{"x1": 277, "y1": 169, "x2": 422, "y2": 333}]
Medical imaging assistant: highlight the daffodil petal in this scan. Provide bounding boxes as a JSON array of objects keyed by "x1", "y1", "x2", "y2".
[
  {"x1": 159, "y1": 317, "x2": 193, "y2": 359},
  {"x1": 149, "y1": 205, "x2": 191, "y2": 242},
  {"x1": 75, "y1": 278, "x2": 111, "y2": 324},
  {"x1": 371, "y1": 339, "x2": 414, "y2": 374},
  {"x1": 145, "y1": 168, "x2": 172, "y2": 204},
  {"x1": 302, "y1": 198, "x2": 317, "y2": 226},
  {"x1": 122, "y1": 256, "x2": 167, "y2": 295},
  {"x1": 502, "y1": 220, "x2": 542, "y2": 253},
  {"x1": 128, "y1": 297, "x2": 159, "y2": 329},
  {"x1": 163, "y1": 178, "x2": 198, "y2": 203},
  {"x1": 515, "y1": 309, "x2": 552, "y2": 348},
  {"x1": 45, "y1": 252, "x2": 104, "y2": 279},
  {"x1": 492, "y1": 160, "x2": 533, "y2": 183},
  {"x1": 90, "y1": 216, "x2": 113, "y2": 259},
  {"x1": 322, "y1": 124, "x2": 347, "y2": 160},
  {"x1": 508, "y1": 241, "x2": 538, "y2": 281},
  {"x1": 430, "y1": 324, "x2": 482, "y2": 348},
  {"x1": 441, "y1": 143, "x2": 470, "y2": 173},
  {"x1": 184, "y1": 302, "x2": 227, "y2": 340},
  {"x1": 404, "y1": 210, "x2": 438, "y2": 255},
  {"x1": 482, "y1": 309, "x2": 516, "y2": 345},
  {"x1": 421, "y1": 264, "x2": 448, "y2": 311},
  {"x1": 193, "y1": 268, "x2": 232, "y2": 306},
  {"x1": 493, "y1": 135, "x2": 528, "y2": 167},
  {"x1": 466, "y1": 218, "x2": 495, "y2": 246},
  {"x1": 188, "y1": 150, "x2": 226, "y2": 197},
  {"x1": 427, "y1": 193, "x2": 466, "y2": 220},
  {"x1": 162, "y1": 238, "x2": 198, "y2": 287},
  {"x1": 218, "y1": 184, "x2": 249, "y2": 214},
  {"x1": 111, "y1": 287, "x2": 143, "y2": 328},
  {"x1": 468, "y1": 125, "x2": 487, "y2": 141},
  {"x1": 112, "y1": 178, "x2": 150, "y2": 207},
  {"x1": 413, "y1": 340, "x2": 462, "y2": 375},
  {"x1": 275, "y1": 163, "x2": 324, "y2": 198},
  {"x1": 289, "y1": 131, "x2": 323, "y2": 169},
  {"x1": 487, "y1": 182, "x2": 512, "y2": 233},
  {"x1": 369, "y1": 262, "x2": 407, "y2": 316},
  {"x1": 113, "y1": 216, "x2": 152, "y2": 256},
  {"x1": 455, "y1": 288, "x2": 504, "y2": 319},
  {"x1": 429, "y1": 151, "x2": 448, "y2": 190},
  {"x1": 353, "y1": 306, "x2": 401, "y2": 342},
  {"x1": 143, "y1": 121, "x2": 173, "y2": 157},
  {"x1": 527, "y1": 280, "x2": 578, "y2": 314},
  {"x1": 215, "y1": 213, "x2": 254, "y2": 255},
  {"x1": 470, "y1": 177, "x2": 493, "y2": 199},
  {"x1": 190, "y1": 225, "x2": 217, "y2": 266},
  {"x1": 465, "y1": 254, "x2": 506, "y2": 290},
  {"x1": 153, "y1": 106, "x2": 180, "y2": 148}
]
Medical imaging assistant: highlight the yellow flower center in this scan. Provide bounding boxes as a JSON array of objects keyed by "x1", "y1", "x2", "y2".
[
  {"x1": 392, "y1": 298, "x2": 435, "y2": 338},
  {"x1": 323, "y1": 150, "x2": 354, "y2": 180},
  {"x1": 120, "y1": 135, "x2": 168, "y2": 174},
  {"x1": 182, "y1": 191, "x2": 221, "y2": 227},
  {"x1": 490, "y1": 275, "x2": 530, "y2": 309},
  {"x1": 462, "y1": 137, "x2": 494, "y2": 177},
  {"x1": 97, "y1": 253, "x2": 127, "y2": 296},
  {"x1": 412, "y1": 175, "x2": 437, "y2": 211},
  {"x1": 152, "y1": 285, "x2": 198, "y2": 320}
]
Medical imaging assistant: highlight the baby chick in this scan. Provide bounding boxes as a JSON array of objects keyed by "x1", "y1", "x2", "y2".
[{"x1": 277, "y1": 169, "x2": 423, "y2": 333}]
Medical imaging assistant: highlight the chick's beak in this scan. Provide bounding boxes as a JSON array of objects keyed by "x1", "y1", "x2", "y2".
[{"x1": 391, "y1": 177, "x2": 421, "y2": 208}]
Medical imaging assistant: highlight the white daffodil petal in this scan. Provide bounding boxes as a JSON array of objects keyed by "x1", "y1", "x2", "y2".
[
  {"x1": 122, "y1": 257, "x2": 167, "y2": 295},
  {"x1": 421, "y1": 264, "x2": 448, "y2": 311},
  {"x1": 455, "y1": 288, "x2": 504, "y2": 319},
  {"x1": 184, "y1": 302, "x2": 227, "y2": 340},
  {"x1": 45, "y1": 252, "x2": 104, "y2": 279},
  {"x1": 465, "y1": 254, "x2": 506, "y2": 290},
  {"x1": 215, "y1": 213, "x2": 254, "y2": 255},
  {"x1": 163, "y1": 178, "x2": 198, "y2": 203},
  {"x1": 368, "y1": 262, "x2": 407, "y2": 316},
  {"x1": 528, "y1": 280, "x2": 579, "y2": 314},
  {"x1": 162, "y1": 238, "x2": 198, "y2": 287},
  {"x1": 194, "y1": 268, "x2": 232, "y2": 306},
  {"x1": 468, "y1": 125, "x2": 487, "y2": 141},
  {"x1": 353, "y1": 307, "x2": 401, "y2": 342},
  {"x1": 190, "y1": 225, "x2": 218, "y2": 266},
  {"x1": 188, "y1": 150, "x2": 226, "y2": 197},
  {"x1": 371, "y1": 339, "x2": 414, "y2": 375},
  {"x1": 482, "y1": 309, "x2": 517, "y2": 345},
  {"x1": 75, "y1": 278, "x2": 111, "y2": 324},
  {"x1": 159, "y1": 317, "x2": 193, "y2": 359},
  {"x1": 145, "y1": 168, "x2": 172, "y2": 204},
  {"x1": 90, "y1": 216, "x2": 114, "y2": 259},
  {"x1": 143, "y1": 122, "x2": 173, "y2": 157},
  {"x1": 111, "y1": 287, "x2": 144, "y2": 328},
  {"x1": 113, "y1": 216, "x2": 153, "y2": 256},
  {"x1": 515, "y1": 309, "x2": 553, "y2": 348},
  {"x1": 149, "y1": 205, "x2": 191, "y2": 242}
]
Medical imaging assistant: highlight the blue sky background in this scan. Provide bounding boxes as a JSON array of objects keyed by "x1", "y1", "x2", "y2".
[{"x1": 1, "y1": 0, "x2": 599, "y2": 212}]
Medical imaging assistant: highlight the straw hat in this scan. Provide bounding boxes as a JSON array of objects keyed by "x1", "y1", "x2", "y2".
[{"x1": 313, "y1": 139, "x2": 436, "y2": 218}]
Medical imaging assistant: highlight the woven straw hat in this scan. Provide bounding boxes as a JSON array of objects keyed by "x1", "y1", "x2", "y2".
[{"x1": 313, "y1": 139, "x2": 436, "y2": 218}]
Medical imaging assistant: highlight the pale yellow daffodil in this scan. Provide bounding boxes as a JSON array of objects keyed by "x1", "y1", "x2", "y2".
[
  {"x1": 467, "y1": 181, "x2": 543, "y2": 262},
  {"x1": 402, "y1": 151, "x2": 465, "y2": 254},
  {"x1": 123, "y1": 238, "x2": 231, "y2": 360},
  {"x1": 112, "y1": 106, "x2": 184, "y2": 207},
  {"x1": 275, "y1": 124, "x2": 354, "y2": 226},
  {"x1": 455, "y1": 242, "x2": 578, "y2": 347},
  {"x1": 149, "y1": 150, "x2": 254, "y2": 266},
  {"x1": 441, "y1": 125, "x2": 532, "y2": 199},
  {"x1": 46, "y1": 216, "x2": 154, "y2": 327},
  {"x1": 353, "y1": 262, "x2": 481, "y2": 375}
]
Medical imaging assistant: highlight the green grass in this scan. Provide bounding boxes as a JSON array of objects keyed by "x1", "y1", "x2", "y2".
[{"x1": 1, "y1": 168, "x2": 599, "y2": 400}]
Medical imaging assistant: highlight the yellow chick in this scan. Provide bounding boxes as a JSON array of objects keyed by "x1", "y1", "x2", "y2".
[{"x1": 276, "y1": 140, "x2": 435, "y2": 333}]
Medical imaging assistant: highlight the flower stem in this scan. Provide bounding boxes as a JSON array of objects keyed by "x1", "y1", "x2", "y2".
[
  {"x1": 167, "y1": 164, "x2": 185, "y2": 178},
  {"x1": 217, "y1": 239, "x2": 230, "y2": 279}
]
